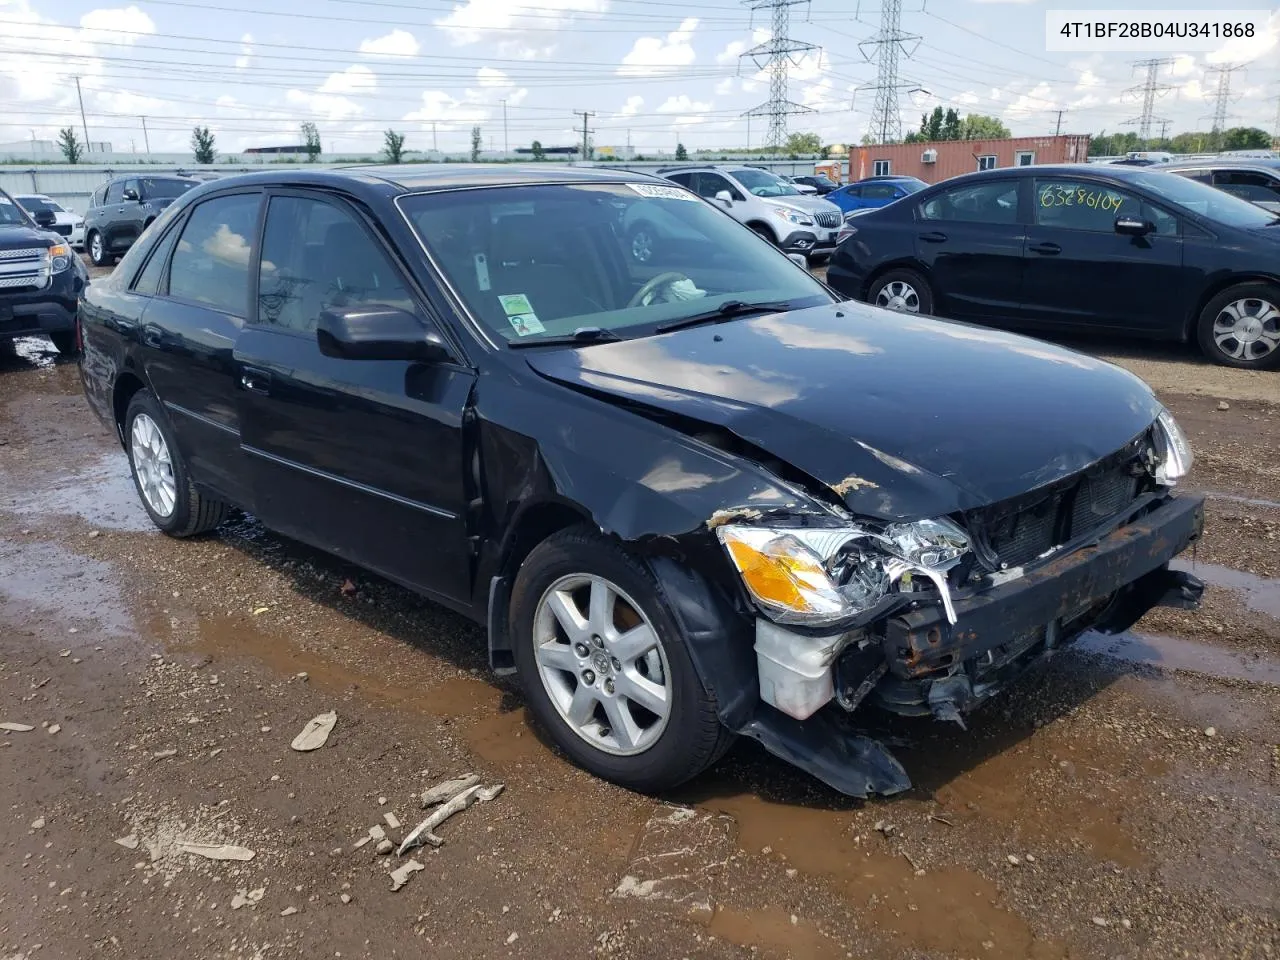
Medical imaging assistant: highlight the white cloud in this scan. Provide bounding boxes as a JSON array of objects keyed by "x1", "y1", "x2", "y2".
[
  {"x1": 618, "y1": 18, "x2": 699, "y2": 77},
  {"x1": 1170, "y1": 55, "x2": 1197, "y2": 77},
  {"x1": 78, "y1": 5, "x2": 155, "y2": 45},
  {"x1": 1075, "y1": 69, "x2": 1102, "y2": 90},
  {"x1": 1205, "y1": 10, "x2": 1279, "y2": 64},
  {"x1": 1003, "y1": 81, "x2": 1055, "y2": 120},
  {"x1": 286, "y1": 67, "x2": 375, "y2": 121},
  {"x1": 318, "y1": 64, "x2": 377, "y2": 95},
  {"x1": 359, "y1": 28, "x2": 420, "y2": 57},
  {"x1": 235, "y1": 33, "x2": 253, "y2": 70},
  {"x1": 716, "y1": 39, "x2": 747, "y2": 65},
  {"x1": 620, "y1": 95, "x2": 644, "y2": 116},
  {"x1": 714, "y1": 77, "x2": 735, "y2": 96},
  {"x1": 476, "y1": 66, "x2": 512, "y2": 87},
  {"x1": 436, "y1": 0, "x2": 607, "y2": 51},
  {"x1": 656, "y1": 93, "x2": 712, "y2": 125}
]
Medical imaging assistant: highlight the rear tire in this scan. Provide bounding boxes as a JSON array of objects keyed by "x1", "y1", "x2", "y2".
[
  {"x1": 1195, "y1": 282, "x2": 1280, "y2": 370},
  {"x1": 124, "y1": 389, "x2": 229, "y2": 537},
  {"x1": 868, "y1": 268, "x2": 934, "y2": 315},
  {"x1": 88, "y1": 230, "x2": 114, "y2": 267},
  {"x1": 49, "y1": 331, "x2": 77, "y2": 356},
  {"x1": 510, "y1": 527, "x2": 734, "y2": 793}
]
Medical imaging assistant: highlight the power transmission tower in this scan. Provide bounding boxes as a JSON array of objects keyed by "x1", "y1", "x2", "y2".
[
  {"x1": 1122, "y1": 57, "x2": 1176, "y2": 143},
  {"x1": 1269, "y1": 93, "x2": 1280, "y2": 149},
  {"x1": 1203, "y1": 62, "x2": 1246, "y2": 148},
  {"x1": 739, "y1": 0, "x2": 818, "y2": 150},
  {"x1": 574, "y1": 110, "x2": 595, "y2": 160},
  {"x1": 857, "y1": 0, "x2": 921, "y2": 144}
]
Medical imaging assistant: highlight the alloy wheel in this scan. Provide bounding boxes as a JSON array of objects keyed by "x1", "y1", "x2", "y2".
[
  {"x1": 532, "y1": 573, "x2": 671, "y2": 756},
  {"x1": 1212, "y1": 297, "x2": 1279, "y2": 363},
  {"x1": 876, "y1": 280, "x2": 921, "y2": 313},
  {"x1": 90, "y1": 233, "x2": 103, "y2": 263},
  {"x1": 631, "y1": 229, "x2": 653, "y2": 263},
  {"x1": 130, "y1": 413, "x2": 177, "y2": 518}
]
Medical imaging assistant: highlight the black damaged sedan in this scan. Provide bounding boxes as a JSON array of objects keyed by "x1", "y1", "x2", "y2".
[{"x1": 78, "y1": 166, "x2": 1204, "y2": 797}]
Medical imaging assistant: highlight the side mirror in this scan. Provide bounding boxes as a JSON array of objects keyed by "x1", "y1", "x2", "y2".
[
  {"x1": 714, "y1": 190, "x2": 734, "y2": 208},
  {"x1": 317, "y1": 305, "x2": 451, "y2": 363},
  {"x1": 1115, "y1": 216, "x2": 1153, "y2": 237},
  {"x1": 32, "y1": 209, "x2": 57, "y2": 228},
  {"x1": 122, "y1": 188, "x2": 140, "y2": 202}
]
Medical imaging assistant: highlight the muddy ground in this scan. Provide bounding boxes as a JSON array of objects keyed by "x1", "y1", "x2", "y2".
[{"x1": 1, "y1": 268, "x2": 1278, "y2": 960}]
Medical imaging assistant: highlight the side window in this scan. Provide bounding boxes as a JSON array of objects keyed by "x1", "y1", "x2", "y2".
[
  {"x1": 1034, "y1": 180, "x2": 1141, "y2": 232},
  {"x1": 91, "y1": 186, "x2": 106, "y2": 208},
  {"x1": 104, "y1": 181, "x2": 123, "y2": 204},
  {"x1": 1177, "y1": 169, "x2": 1213, "y2": 184},
  {"x1": 167, "y1": 193, "x2": 261, "y2": 313},
  {"x1": 862, "y1": 184, "x2": 898, "y2": 201},
  {"x1": 872, "y1": 160, "x2": 891, "y2": 176},
  {"x1": 132, "y1": 221, "x2": 183, "y2": 295},
  {"x1": 1142, "y1": 202, "x2": 1180, "y2": 237},
  {"x1": 977, "y1": 155, "x2": 998, "y2": 171},
  {"x1": 666, "y1": 172, "x2": 693, "y2": 187},
  {"x1": 692, "y1": 173, "x2": 728, "y2": 200},
  {"x1": 256, "y1": 195, "x2": 414, "y2": 333},
  {"x1": 1215, "y1": 171, "x2": 1280, "y2": 202},
  {"x1": 123, "y1": 179, "x2": 140, "y2": 200},
  {"x1": 920, "y1": 181, "x2": 1019, "y2": 224}
]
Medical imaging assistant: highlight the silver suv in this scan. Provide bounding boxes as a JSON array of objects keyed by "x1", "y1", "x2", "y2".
[{"x1": 657, "y1": 165, "x2": 845, "y2": 261}]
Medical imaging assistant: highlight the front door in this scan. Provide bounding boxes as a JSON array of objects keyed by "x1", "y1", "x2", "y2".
[
  {"x1": 913, "y1": 178, "x2": 1026, "y2": 321},
  {"x1": 233, "y1": 191, "x2": 476, "y2": 604},
  {"x1": 1020, "y1": 178, "x2": 1186, "y2": 333}
]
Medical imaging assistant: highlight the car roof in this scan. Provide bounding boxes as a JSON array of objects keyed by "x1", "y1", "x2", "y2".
[
  {"x1": 190, "y1": 164, "x2": 669, "y2": 195},
  {"x1": 1162, "y1": 158, "x2": 1280, "y2": 172}
]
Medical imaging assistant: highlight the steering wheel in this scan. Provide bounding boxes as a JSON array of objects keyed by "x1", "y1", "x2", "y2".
[{"x1": 628, "y1": 272, "x2": 692, "y2": 308}]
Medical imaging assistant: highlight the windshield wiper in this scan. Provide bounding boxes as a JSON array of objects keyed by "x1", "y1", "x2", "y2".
[
  {"x1": 506, "y1": 326, "x2": 623, "y2": 349},
  {"x1": 655, "y1": 299, "x2": 795, "y2": 334}
]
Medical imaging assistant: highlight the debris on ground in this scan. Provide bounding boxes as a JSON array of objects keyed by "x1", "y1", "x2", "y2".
[
  {"x1": 47, "y1": 724, "x2": 61, "y2": 735},
  {"x1": 280, "y1": 906, "x2": 298, "y2": 917},
  {"x1": 151, "y1": 749, "x2": 177, "y2": 760},
  {"x1": 352, "y1": 835, "x2": 371, "y2": 850},
  {"x1": 231, "y1": 888, "x2": 266, "y2": 910},
  {"x1": 31, "y1": 818, "x2": 45, "y2": 830},
  {"x1": 375, "y1": 839, "x2": 394, "y2": 855},
  {"x1": 178, "y1": 841, "x2": 255, "y2": 862},
  {"x1": 114, "y1": 833, "x2": 139, "y2": 850},
  {"x1": 290, "y1": 711, "x2": 337, "y2": 752},
  {"x1": 0, "y1": 722, "x2": 35, "y2": 732},
  {"x1": 389, "y1": 859, "x2": 424, "y2": 892},
  {"x1": 399, "y1": 782, "x2": 500, "y2": 854},
  {"x1": 368, "y1": 824, "x2": 386, "y2": 841},
  {"x1": 383, "y1": 812, "x2": 401, "y2": 830},
  {"x1": 421, "y1": 774, "x2": 479, "y2": 807}
]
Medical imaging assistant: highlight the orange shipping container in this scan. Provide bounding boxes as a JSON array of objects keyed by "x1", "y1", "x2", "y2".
[{"x1": 848, "y1": 135, "x2": 1091, "y2": 184}]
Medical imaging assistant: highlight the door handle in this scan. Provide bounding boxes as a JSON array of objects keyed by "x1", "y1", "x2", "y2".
[
  {"x1": 1029, "y1": 242, "x2": 1061, "y2": 255},
  {"x1": 141, "y1": 325, "x2": 163, "y2": 348},
  {"x1": 918, "y1": 231, "x2": 947, "y2": 243},
  {"x1": 240, "y1": 368, "x2": 271, "y2": 395}
]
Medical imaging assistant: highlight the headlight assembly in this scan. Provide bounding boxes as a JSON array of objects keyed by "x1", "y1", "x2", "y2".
[
  {"x1": 717, "y1": 517, "x2": 970, "y2": 627},
  {"x1": 1153, "y1": 408, "x2": 1193, "y2": 485},
  {"x1": 772, "y1": 207, "x2": 815, "y2": 227}
]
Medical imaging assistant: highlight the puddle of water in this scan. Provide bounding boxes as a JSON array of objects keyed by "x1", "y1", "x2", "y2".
[
  {"x1": 708, "y1": 905, "x2": 844, "y2": 960},
  {"x1": 1073, "y1": 630, "x2": 1280, "y2": 686},
  {"x1": 0, "y1": 539, "x2": 135, "y2": 640},
  {"x1": 1202, "y1": 491, "x2": 1280, "y2": 511},
  {"x1": 1172, "y1": 558, "x2": 1280, "y2": 619},
  {"x1": 9, "y1": 336, "x2": 58, "y2": 369},
  {"x1": 6, "y1": 452, "x2": 152, "y2": 532}
]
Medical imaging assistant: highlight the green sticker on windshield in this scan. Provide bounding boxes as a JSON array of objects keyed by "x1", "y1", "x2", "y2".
[
  {"x1": 499, "y1": 293, "x2": 544, "y2": 336},
  {"x1": 499, "y1": 293, "x2": 534, "y2": 316}
]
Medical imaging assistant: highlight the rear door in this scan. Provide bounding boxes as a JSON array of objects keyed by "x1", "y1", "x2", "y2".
[
  {"x1": 120, "y1": 179, "x2": 144, "y2": 247},
  {"x1": 233, "y1": 190, "x2": 476, "y2": 603},
  {"x1": 101, "y1": 180, "x2": 125, "y2": 250},
  {"x1": 861, "y1": 182, "x2": 901, "y2": 210},
  {"x1": 1019, "y1": 177, "x2": 1186, "y2": 334},
  {"x1": 913, "y1": 178, "x2": 1026, "y2": 321}
]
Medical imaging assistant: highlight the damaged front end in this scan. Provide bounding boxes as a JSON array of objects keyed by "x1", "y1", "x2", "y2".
[{"x1": 705, "y1": 413, "x2": 1205, "y2": 799}]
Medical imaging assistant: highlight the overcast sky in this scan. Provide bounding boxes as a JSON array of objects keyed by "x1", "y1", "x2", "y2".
[{"x1": 1, "y1": 0, "x2": 1277, "y2": 156}]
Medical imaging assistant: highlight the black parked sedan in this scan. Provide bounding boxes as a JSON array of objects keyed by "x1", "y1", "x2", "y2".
[
  {"x1": 79, "y1": 166, "x2": 1204, "y2": 798},
  {"x1": 826, "y1": 164, "x2": 1280, "y2": 369}
]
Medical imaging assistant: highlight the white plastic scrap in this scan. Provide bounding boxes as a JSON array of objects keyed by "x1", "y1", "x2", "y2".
[
  {"x1": 231, "y1": 887, "x2": 266, "y2": 910},
  {"x1": 0, "y1": 723, "x2": 35, "y2": 732},
  {"x1": 389, "y1": 859, "x2": 424, "y2": 892},
  {"x1": 420, "y1": 774, "x2": 480, "y2": 807},
  {"x1": 383, "y1": 812, "x2": 401, "y2": 830},
  {"x1": 178, "y1": 841, "x2": 256, "y2": 862},
  {"x1": 290, "y1": 711, "x2": 337, "y2": 752},
  {"x1": 399, "y1": 785, "x2": 482, "y2": 854},
  {"x1": 114, "y1": 833, "x2": 140, "y2": 850}
]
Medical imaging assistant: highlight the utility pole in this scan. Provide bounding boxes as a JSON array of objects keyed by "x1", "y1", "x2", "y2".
[
  {"x1": 72, "y1": 76, "x2": 89, "y2": 152},
  {"x1": 574, "y1": 110, "x2": 595, "y2": 161},
  {"x1": 1122, "y1": 57, "x2": 1176, "y2": 144},
  {"x1": 1203, "y1": 62, "x2": 1246, "y2": 149},
  {"x1": 739, "y1": 0, "x2": 818, "y2": 150},
  {"x1": 432, "y1": 121, "x2": 438, "y2": 152},
  {"x1": 1158, "y1": 118, "x2": 1172, "y2": 143},
  {"x1": 1051, "y1": 108, "x2": 1067, "y2": 136},
  {"x1": 857, "y1": 0, "x2": 922, "y2": 144},
  {"x1": 500, "y1": 99, "x2": 508, "y2": 157},
  {"x1": 140, "y1": 116, "x2": 151, "y2": 154}
]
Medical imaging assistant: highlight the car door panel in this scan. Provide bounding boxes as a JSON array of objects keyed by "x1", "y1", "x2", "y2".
[
  {"x1": 233, "y1": 191, "x2": 476, "y2": 603},
  {"x1": 1020, "y1": 179, "x2": 1186, "y2": 334}
]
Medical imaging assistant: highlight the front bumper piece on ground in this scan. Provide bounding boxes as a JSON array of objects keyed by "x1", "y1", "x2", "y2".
[{"x1": 740, "y1": 492, "x2": 1205, "y2": 798}]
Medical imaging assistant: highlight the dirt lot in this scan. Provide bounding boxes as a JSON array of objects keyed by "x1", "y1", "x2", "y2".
[{"x1": 1, "y1": 266, "x2": 1278, "y2": 960}]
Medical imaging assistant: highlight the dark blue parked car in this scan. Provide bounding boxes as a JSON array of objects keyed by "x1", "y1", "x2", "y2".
[{"x1": 827, "y1": 176, "x2": 927, "y2": 215}]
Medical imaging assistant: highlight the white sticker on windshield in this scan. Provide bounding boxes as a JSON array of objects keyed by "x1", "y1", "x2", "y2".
[
  {"x1": 627, "y1": 183, "x2": 699, "y2": 201},
  {"x1": 474, "y1": 253, "x2": 491, "y2": 291}
]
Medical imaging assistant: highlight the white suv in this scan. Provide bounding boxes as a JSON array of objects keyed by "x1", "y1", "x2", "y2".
[{"x1": 658, "y1": 165, "x2": 845, "y2": 261}]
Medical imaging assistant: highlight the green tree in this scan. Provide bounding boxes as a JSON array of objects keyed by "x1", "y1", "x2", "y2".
[
  {"x1": 470, "y1": 126, "x2": 482, "y2": 162},
  {"x1": 675, "y1": 142, "x2": 688, "y2": 160},
  {"x1": 382, "y1": 129, "x2": 405, "y2": 163},
  {"x1": 191, "y1": 126, "x2": 216, "y2": 163},
  {"x1": 943, "y1": 108, "x2": 962, "y2": 140},
  {"x1": 530, "y1": 139, "x2": 545, "y2": 161},
  {"x1": 301, "y1": 122, "x2": 321, "y2": 163},
  {"x1": 784, "y1": 131, "x2": 822, "y2": 155},
  {"x1": 1221, "y1": 126, "x2": 1272, "y2": 150},
  {"x1": 960, "y1": 114, "x2": 1011, "y2": 140},
  {"x1": 57, "y1": 127, "x2": 83, "y2": 164},
  {"x1": 922, "y1": 106, "x2": 945, "y2": 141}
]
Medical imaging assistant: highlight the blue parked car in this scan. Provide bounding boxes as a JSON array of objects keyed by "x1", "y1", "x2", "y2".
[{"x1": 827, "y1": 176, "x2": 927, "y2": 214}]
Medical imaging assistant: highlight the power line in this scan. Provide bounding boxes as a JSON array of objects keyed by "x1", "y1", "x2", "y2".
[
  {"x1": 858, "y1": 0, "x2": 920, "y2": 144},
  {"x1": 739, "y1": 0, "x2": 818, "y2": 149},
  {"x1": 1122, "y1": 57, "x2": 1176, "y2": 142}
]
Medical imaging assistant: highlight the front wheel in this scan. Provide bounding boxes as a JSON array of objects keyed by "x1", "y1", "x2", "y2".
[
  {"x1": 1195, "y1": 282, "x2": 1280, "y2": 370},
  {"x1": 510, "y1": 528, "x2": 733, "y2": 792},
  {"x1": 868, "y1": 268, "x2": 934, "y2": 315},
  {"x1": 88, "y1": 230, "x2": 114, "y2": 267}
]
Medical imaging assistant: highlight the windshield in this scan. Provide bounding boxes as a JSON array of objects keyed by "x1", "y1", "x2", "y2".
[
  {"x1": 142, "y1": 178, "x2": 197, "y2": 199},
  {"x1": 399, "y1": 182, "x2": 832, "y2": 344},
  {"x1": 897, "y1": 180, "x2": 926, "y2": 195},
  {"x1": 1131, "y1": 170, "x2": 1278, "y2": 228},
  {"x1": 0, "y1": 194, "x2": 30, "y2": 226},
  {"x1": 731, "y1": 168, "x2": 802, "y2": 198},
  {"x1": 812, "y1": 176, "x2": 837, "y2": 188},
  {"x1": 17, "y1": 196, "x2": 62, "y2": 213}
]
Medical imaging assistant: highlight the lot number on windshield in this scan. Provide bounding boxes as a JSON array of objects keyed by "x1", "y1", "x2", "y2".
[{"x1": 1038, "y1": 185, "x2": 1125, "y2": 212}]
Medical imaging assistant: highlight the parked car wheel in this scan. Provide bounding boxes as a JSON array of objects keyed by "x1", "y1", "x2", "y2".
[
  {"x1": 1196, "y1": 282, "x2": 1280, "y2": 370},
  {"x1": 125, "y1": 390, "x2": 229, "y2": 537},
  {"x1": 869, "y1": 269, "x2": 933, "y2": 315},
  {"x1": 627, "y1": 223, "x2": 656, "y2": 263},
  {"x1": 749, "y1": 224, "x2": 776, "y2": 245},
  {"x1": 510, "y1": 527, "x2": 733, "y2": 792},
  {"x1": 48, "y1": 332, "x2": 77, "y2": 356},
  {"x1": 87, "y1": 230, "x2": 114, "y2": 267}
]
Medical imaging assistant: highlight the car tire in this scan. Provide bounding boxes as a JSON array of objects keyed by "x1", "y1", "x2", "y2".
[
  {"x1": 124, "y1": 390, "x2": 229, "y2": 537},
  {"x1": 627, "y1": 222, "x2": 657, "y2": 263},
  {"x1": 749, "y1": 224, "x2": 776, "y2": 245},
  {"x1": 1195, "y1": 282, "x2": 1280, "y2": 370},
  {"x1": 510, "y1": 526, "x2": 734, "y2": 793},
  {"x1": 88, "y1": 230, "x2": 114, "y2": 267},
  {"x1": 868, "y1": 268, "x2": 933, "y2": 315},
  {"x1": 48, "y1": 332, "x2": 77, "y2": 356}
]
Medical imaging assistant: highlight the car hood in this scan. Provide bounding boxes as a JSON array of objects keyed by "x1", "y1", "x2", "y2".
[
  {"x1": 765, "y1": 194, "x2": 843, "y2": 217},
  {"x1": 524, "y1": 301, "x2": 1163, "y2": 520},
  {"x1": 0, "y1": 223, "x2": 59, "y2": 250}
]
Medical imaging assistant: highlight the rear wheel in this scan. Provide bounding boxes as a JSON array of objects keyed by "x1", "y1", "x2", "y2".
[
  {"x1": 510, "y1": 527, "x2": 733, "y2": 792},
  {"x1": 125, "y1": 390, "x2": 229, "y2": 537},
  {"x1": 1195, "y1": 282, "x2": 1280, "y2": 370},
  {"x1": 869, "y1": 268, "x2": 933, "y2": 315},
  {"x1": 88, "y1": 230, "x2": 114, "y2": 267},
  {"x1": 48, "y1": 331, "x2": 77, "y2": 356}
]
